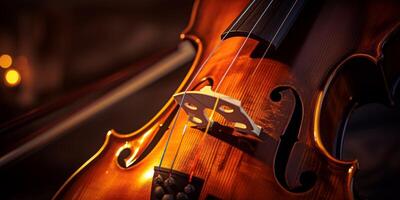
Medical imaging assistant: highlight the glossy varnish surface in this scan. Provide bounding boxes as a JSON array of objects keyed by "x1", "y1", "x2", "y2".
[{"x1": 54, "y1": 0, "x2": 400, "y2": 199}]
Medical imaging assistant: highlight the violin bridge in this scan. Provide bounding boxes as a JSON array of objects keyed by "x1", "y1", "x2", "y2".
[{"x1": 173, "y1": 86, "x2": 261, "y2": 136}]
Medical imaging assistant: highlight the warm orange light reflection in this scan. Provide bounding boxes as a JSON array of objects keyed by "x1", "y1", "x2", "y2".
[
  {"x1": 5, "y1": 69, "x2": 21, "y2": 87},
  {"x1": 140, "y1": 167, "x2": 155, "y2": 183},
  {"x1": 0, "y1": 54, "x2": 12, "y2": 68}
]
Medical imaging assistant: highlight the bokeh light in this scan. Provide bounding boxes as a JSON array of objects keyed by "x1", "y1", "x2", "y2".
[
  {"x1": 0, "y1": 54, "x2": 13, "y2": 68},
  {"x1": 4, "y1": 69, "x2": 21, "y2": 87}
]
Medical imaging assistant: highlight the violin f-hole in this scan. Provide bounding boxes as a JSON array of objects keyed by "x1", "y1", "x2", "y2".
[{"x1": 271, "y1": 86, "x2": 316, "y2": 193}]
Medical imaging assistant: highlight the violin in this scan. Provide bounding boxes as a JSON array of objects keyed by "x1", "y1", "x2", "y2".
[{"x1": 53, "y1": 0, "x2": 400, "y2": 199}]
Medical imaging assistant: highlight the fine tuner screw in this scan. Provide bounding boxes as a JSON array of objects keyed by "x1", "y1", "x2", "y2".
[
  {"x1": 154, "y1": 174, "x2": 164, "y2": 185},
  {"x1": 176, "y1": 192, "x2": 189, "y2": 200},
  {"x1": 154, "y1": 186, "x2": 165, "y2": 199},
  {"x1": 184, "y1": 184, "x2": 195, "y2": 194},
  {"x1": 161, "y1": 194, "x2": 174, "y2": 200},
  {"x1": 164, "y1": 176, "x2": 176, "y2": 187}
]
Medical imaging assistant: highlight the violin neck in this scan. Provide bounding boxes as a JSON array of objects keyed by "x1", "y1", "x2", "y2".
[{"x1": 222, "y1": 0, "x2": 306, "y2": 50}]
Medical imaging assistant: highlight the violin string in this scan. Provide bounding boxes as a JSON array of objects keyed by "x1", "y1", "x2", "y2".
[
  {"x1": 188, "y1": 0, "x2": 276, "y2": 181},
  {"x1": 198, "y1": 0, "x2": 299, "y2": 184},
  {"x1": 236, "y1": 0, "x2": 298, "y2": 110},
  {"x1": 249, "y1": 0, "x2": 298, "y2": 78},
  {"x1": 168, "y1": 92, "x2": 221, "y2": 173},
  {"x1": 168, "y1": 118, "x2": 189, "y2": 171},
  {"x1": 158, "y1": 0, "x2": 258, "y2": 170}
]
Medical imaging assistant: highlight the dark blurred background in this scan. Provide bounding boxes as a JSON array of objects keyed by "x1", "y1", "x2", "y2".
[
  {"x1": 0, "y1": 0, "x2": 399, "y2": 199},
  {"x1": 0, "y1": 0, "x2": 193, "y2": 122},
  {"x1": 0, "y1": 0, "x2": 194, "y2": 199}
]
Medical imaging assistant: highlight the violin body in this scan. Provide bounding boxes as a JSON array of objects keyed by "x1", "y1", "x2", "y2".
[{"x1": 54, "y1": 0, "x2": 400, "y2": 199}]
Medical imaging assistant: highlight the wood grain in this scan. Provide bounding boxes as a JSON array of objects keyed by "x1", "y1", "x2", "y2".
[{"x1": 53, "y1": 0, "x2": 400, "y2": 199}]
